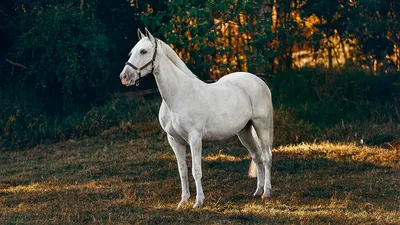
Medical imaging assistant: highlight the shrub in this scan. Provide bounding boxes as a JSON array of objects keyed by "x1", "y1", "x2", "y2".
[
  {"x1": 6, "y1": 3, "x2": 114, "y2": 113},
  {"x1": 268, "y1": 69, "x2": 400, "y2": 126},
  {"x1": 0, "y1": 94, "x2": 160, "y2": 150}
]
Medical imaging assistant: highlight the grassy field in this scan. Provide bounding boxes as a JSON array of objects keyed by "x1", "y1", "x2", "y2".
[{"x1": 1, "y1": 122, "x2": 399, "y2": 224}]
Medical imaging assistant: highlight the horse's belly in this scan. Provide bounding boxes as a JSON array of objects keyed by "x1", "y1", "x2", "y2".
[
  {"x1": 161, "y1": 111, "x2": 249, "y2": 142},
  {"x1": 201, "y1": 129, "x2": 240, "y2": 141},
  {"x1": 201, "y1": 86, "x2": 252, "y2": 140},
  {"x1": 202, "y1": 110, "x2": 251, "y2": 141}
]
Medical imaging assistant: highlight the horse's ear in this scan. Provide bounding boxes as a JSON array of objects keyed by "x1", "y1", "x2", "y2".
[
  {"x1": 145, "y1": 28, "x2": 156, "y2": 45},
  {"x1": 137, "y1": 28, "x2": 146, "y2": 40}
]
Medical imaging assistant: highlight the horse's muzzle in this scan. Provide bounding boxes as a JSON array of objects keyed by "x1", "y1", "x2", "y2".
[{"x1": 120, "y1": 72, "x2": 133, "y2": 86}]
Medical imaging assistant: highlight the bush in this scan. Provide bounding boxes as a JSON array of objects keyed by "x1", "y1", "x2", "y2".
[
  {"x1": 273, "y1": 105, "x2": 321, "y2": 145},
  {"x1": 268, "y1": 69, "x2": 400, "y2": 126},
  {"x1": 5, "y1": 3, "x2": 114, "y2": 113},
  {"x1": 0, "y1": 93, "x2": 160, "y2": 150}
]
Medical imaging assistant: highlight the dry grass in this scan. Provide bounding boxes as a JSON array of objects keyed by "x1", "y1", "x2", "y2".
[{"x1": 1, "y1": 122, "x2": 399, "y2": 224}]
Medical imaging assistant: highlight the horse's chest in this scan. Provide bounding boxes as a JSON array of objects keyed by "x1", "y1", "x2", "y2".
[{"x1": 159, "y1": 104, "x2": 192, "y2": 141}]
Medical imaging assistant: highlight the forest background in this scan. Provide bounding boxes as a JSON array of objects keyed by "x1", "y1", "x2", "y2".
[{"x1": 1, "y1": 0, "x2": 400, "y2": 150}]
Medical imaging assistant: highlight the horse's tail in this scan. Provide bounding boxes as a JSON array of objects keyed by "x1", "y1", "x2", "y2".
[{"x1": 248, "y1": 126, "x2": 261, "y2": 178}]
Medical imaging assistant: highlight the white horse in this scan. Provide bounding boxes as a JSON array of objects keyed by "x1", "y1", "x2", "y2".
[{"x1": 120, "y1": 29, "x2": 273, "y2": 209}]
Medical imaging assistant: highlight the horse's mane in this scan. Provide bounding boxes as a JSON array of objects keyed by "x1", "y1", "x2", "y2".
[{"x1": 158, "y1": 39, "x2": 198, "y2": 79}]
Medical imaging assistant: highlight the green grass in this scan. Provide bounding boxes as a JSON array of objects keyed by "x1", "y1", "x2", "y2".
[{"x1": 1, "y1": 123, "x2": 399, "y2": 224}]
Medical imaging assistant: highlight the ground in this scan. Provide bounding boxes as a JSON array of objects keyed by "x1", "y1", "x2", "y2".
[{"x1": 0, "y1": 122, "x2": 399, "y2": 224}]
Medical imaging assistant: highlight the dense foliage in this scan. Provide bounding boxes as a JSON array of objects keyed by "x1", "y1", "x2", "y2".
[
  {"x1": 8, "y1": 4, "x2": 112, "y2": 113},
  {"x1": 142, "y1": 0, "x2": 400, "y2": 76},
  {"x1": 0, "y1": 0, "x2": 399, "y2": 150}
]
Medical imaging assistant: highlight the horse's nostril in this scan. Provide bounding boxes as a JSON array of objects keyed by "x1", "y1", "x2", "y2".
[{"x1": 123, "y1": 73, "x2": 127, "y2": 79}]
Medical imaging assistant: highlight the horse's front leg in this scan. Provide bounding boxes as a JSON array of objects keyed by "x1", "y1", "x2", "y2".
[
  {"x1": 167, "y1": 135, "x2": 190, "y2": 209},
  {"x1": 189, "y1": 132, "x2": 205, "y2": 208}
]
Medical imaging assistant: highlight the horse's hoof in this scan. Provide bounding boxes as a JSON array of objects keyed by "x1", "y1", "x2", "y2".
[
  {"x1": 253, "y1": 188, "x2": 263, "y2": 197},
  {"x1": 177, "y1": 198, "x2": 189, "y2": 209},
  {"x1": 262, "y1": 189, "x2": 272, "y2": 199},
  {"x1": 192, "y1": 194, "x2": 204, "y2": 208},
  {"x1": 193, "y1": 199, "x2": 204, "y2": 208},
  {"x1": 193, "y1": 202, "x2": 203, "y2": 208}
]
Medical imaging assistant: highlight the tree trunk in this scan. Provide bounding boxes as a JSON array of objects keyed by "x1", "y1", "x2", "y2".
[
  {"x1": 80, "y1": 0, "x2": 84, "y2": 10},
  {"x1": 341, "y1": 41, "x2": 347, "y2": 60},
  {"x1": 286, "y1": 48, "x2": 293, "y2": 70},
  {"x1": 328, "y1": 45, "x2": 333, "y2": 69},
  {"x1": 253, "y1": 0, "x2": 271, "y2": 73}
]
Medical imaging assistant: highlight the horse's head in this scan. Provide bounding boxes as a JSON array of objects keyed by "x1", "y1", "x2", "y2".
[{"x1": 120, "y1": 28, "x2": 158, "y2": 86}]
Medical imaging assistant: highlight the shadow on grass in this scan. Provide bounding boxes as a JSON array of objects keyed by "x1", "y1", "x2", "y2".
[
  {"x1": 274, "y1": 152, "x2": 379, "y2": 174},
  {"x1": 201, "y1": 151, "x2": 399, "y2": 209}
]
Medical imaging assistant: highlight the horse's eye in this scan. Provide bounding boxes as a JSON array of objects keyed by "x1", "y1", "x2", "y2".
[{"x1": 140, "y1": 49, "x2": 147, "y2": 54}]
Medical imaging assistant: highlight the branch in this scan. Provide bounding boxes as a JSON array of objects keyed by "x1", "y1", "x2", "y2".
[{"x1": 6, "y1": 58, "x2": 27, "y2": 69}]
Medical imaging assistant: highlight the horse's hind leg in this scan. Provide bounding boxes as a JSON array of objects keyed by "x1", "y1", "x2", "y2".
[
  {"x1": 237, "y1": 123, "x2": 265, "y2": 196},
  {"x1": 252, "y1": 118, "x2": 273, "y2": 199}
]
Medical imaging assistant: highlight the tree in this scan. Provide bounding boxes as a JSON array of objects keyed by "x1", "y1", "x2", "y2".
[{"x1": 5, "y1": 1, "x2": 113, "y2": 113}]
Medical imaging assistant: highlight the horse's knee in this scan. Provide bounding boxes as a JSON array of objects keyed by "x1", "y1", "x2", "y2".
[
  {"x1": 263, "y1": 146, "x2": 272, "y2": 159},
  {"x1": 265, "y1": 154, "x2": 272, "y2": 165},
  {"x1": 250, "y1": 152, "x2": 261, "y2": 162},
  {"x1": 192, "y1": 167, "x2": 202, "y2": 180}
]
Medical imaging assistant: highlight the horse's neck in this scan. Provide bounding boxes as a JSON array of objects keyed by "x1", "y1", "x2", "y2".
[
  {"x1": 160, "y1": 41, "x2": 197, "y2": 78},
  {"x1": 154, "y1": 51, "x2": 200, "y2": 110}
]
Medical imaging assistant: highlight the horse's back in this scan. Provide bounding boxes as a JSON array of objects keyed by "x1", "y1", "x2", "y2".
[
  {"x1": 217, "y1": 72, "x2": 270, "y2": 96},
  {"x1": 217, "y1": 72, "x2": 272, "y2": 117}
]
